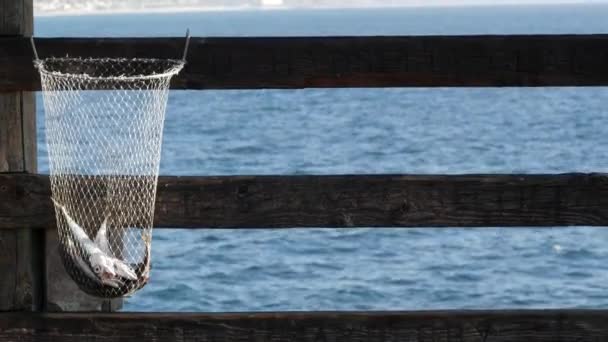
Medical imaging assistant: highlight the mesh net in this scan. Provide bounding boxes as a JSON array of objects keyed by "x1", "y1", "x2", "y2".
[{"x1": 36, "y1": 57, "x2": 184, "y2": 298}]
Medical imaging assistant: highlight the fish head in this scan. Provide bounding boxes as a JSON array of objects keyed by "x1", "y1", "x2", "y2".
[{"x1": 89, "y1": 253, "x2": 117, "y2": 284}]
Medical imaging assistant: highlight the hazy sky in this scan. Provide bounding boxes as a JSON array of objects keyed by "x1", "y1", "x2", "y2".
[
  {"x1": 385, "y1": 0, "x2": 607, "y2": 5},
  {"x1": 33, "y1": 0, "x2": 608, "y2": 14}
]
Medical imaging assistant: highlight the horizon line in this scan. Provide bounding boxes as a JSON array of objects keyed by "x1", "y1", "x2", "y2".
[{"x1": 34, "y1": 1, "x2": 608, "y2": 17}]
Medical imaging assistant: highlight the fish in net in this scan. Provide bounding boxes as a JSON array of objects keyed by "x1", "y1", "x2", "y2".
[{"x1": 33, "y1": 34, "x2": 189, "y2": 298}]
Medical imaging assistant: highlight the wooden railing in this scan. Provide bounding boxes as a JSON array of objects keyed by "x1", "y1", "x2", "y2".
[
  {"x1": 2, "y1": 30, "x2": 608, "y2": 341},
  {"x1": 3, "y1": 35, "x2": 608, "y2": 91},
  {"x1": 2, "y1": 173, "x2": 608, "y2": 229},
  {"x1": 1, "y1": 310, "x2": 607, "y2": 341}
]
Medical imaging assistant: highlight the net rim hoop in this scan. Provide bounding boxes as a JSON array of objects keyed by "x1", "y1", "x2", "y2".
[{"x1": 35, "y1": 57, "x2": 185, "y2": 82}]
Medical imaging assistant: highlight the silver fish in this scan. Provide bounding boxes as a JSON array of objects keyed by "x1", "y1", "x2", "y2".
[
  {"x1": 63, "y1": 227, "x2": 106, "y2": 286},
  {"x1": 51, "y1": 198, "x2": 136, "y2": 287},
  {"x1": 94, "y1": 216, "x2": 138, "y2": 281}
]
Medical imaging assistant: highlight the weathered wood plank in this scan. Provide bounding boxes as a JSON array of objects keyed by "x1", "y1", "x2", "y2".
[
  {"x1": 0, "y1": 0, "x2": 113, "y2": 314},
  {"x1": 0, "y1": 0, "x2": 26, "y2": 35},
  {"x1": 0, "y1": 93, "x2": 24, "y2": 171},
  {"x1": 3, "y1": 35, "x2": 608, "y2": 91},
  {"x1": 1, "y1": 173, "x2": 607, "y2": 229},
  {"x1": 21, "y1": 92, "x2": 36, "y2": 172},
  {"x1": 0, "y1": 0, "x2": 40, "y2": 312},
  {"x1": 0, "y1": 310, "x2": 607, "y2": 341},
  {"x1": 0, "y1": 231, "x2": 16, "y2": 311},
  {"x1": 20, "y1": 0, "x2": 33, "y2": 37}
]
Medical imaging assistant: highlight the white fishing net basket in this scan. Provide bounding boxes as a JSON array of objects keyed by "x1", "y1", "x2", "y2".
[{"x1": 36, "y1": 57, "x2": 184, "y2": 298}]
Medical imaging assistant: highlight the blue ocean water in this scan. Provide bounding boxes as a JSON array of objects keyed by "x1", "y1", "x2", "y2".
[{"x1": 35, "y1": 4, "x2": 608, "y2": 311}]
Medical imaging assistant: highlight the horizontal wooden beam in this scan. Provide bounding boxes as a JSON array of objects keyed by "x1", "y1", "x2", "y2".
[
  {"x1": 1, "y1": 310, "x2": 607, "y2": 341},
  {"x1": 1, "y1": 173, "x2": 608, "y2": 229},
  {"x1": 2, "y1": 35, "x2": 608, "y2": 91}
]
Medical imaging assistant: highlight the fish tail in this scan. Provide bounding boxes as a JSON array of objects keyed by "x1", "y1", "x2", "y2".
[
  {"x1": 51, "y1": 197, "x2": 71, "y2": 219},
  {"x1": 51, "y1": 197, "x2": 73, "y2": 224},
  {"x1": 52, "y1": 197, "x2": 94, "y2": 247},
  {"x1": 50, "y1": 197, "x2": 62, "y2": 210}
]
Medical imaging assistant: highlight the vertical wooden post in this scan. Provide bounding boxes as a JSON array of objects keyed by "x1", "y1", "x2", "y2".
[
  {"x1": 0, "y1": 0, "x2": 40, "y2": 311},
  {"x1": 0, "y1": 0, "x2": 120, "y2": 312}
]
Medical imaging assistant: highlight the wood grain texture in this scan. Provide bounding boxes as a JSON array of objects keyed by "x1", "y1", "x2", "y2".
[
  {"x1": 0, "y1": 0, "x2": 26, "y2": 35},
  {"x1": 0, "y1": 0, "x2": 39, "y2": 312},
  {"x1": 0, "y1": 93, "x2": 25, "y2": 172},
  {"x1": 0, "y1": 231, "x2": 17, "y2": 311},
  {"x1": 21, "y1": 0, "x2": 32, "y2": 36},
  {"x1": 21, "y1": 92, "x2": 36, "y2": 172},
  {"x1": 0, "y1": 310, "x2": 608, "y2": 341},
  {"x1": 3, "y1": 35, "x2": 608, "y2": 91},
  {"x1": 0, "y1": 2, "x2": 118, "y2": 309},
  {"x1": 2, "y1": 173, "x2": 608, "y2": 229}
]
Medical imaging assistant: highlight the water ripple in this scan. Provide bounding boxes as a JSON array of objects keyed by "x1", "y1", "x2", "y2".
[{"x1": 35, "y1": 7, "x2": 608, "y2": 312}]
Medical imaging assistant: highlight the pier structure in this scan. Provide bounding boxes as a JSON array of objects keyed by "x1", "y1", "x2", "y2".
[{"x1": 2, "y1": 0, "x2": 608, "y2": 340}]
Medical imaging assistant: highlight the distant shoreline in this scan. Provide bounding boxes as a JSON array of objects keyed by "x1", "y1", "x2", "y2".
[
  {"x1": 34, "y1": 1, "x2": 605, "y2": 17},
  {"x1": 35, "y1": 5, "x2": 257, "y2": 17}
]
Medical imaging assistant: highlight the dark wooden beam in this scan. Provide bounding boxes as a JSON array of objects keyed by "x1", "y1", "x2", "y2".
[
  {"x1": 0, "y1": 0, "x2": 41, "y2": 313},
  {"x1": 2, "y1": 173, "x2": 608, "y2": 229},
  {"x1": 1, "y1": 310, "x2": 608, "y2": 341},
  {"x1": 2, "y1": 35, "x2": 608, "y2": 91}
]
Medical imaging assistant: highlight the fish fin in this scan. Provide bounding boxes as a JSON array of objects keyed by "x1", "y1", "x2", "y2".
[
  {"x1": 113, "y1": 259, "x2": 138, "y2": 280},
  {"x1": 95, "y1": 215, "x2": 114, "y2": 257}
]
